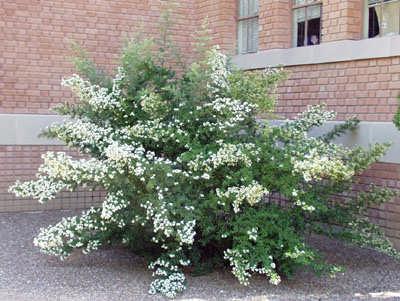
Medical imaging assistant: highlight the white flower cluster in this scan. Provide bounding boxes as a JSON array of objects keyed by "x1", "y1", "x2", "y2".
[
  {"x1": 202, "y1": 97, "x2": 257, "y2": 133},
  {"x1": 112, "y1": 66, "x2": 125, "y2": 98},
  {"x1": 10, "y1": 152, "x2": 108, "y2": 203},
  {"x1": 49, "y1": 119, "x2": 113, "y2": 151},
  {"x1": 208, "y1": 97, "x2": 256, "y2": 117},
  {"x1": 140, "y1": 90, "x2": 167, "y2": 118},
  {"x1": 130, "y1": 119, "x2": 189, "y2": 145},
  {"x1": 247, "y1": 227, "x2": 258, "y2": 242},
  {"x1": 284, "y1": 245, "x2": 308, "y2": 259},
  {"x1": 141, "y1": 198, "x2": 196, "y2": 247},
  {"x1": 39, "y1": 152, "x2": 107, "y2": 184},
  {"x1": 142, "y1": 200, "x2": 175, "y2": 239},
  {"x1": 148, "y1": 256, "x2": 187, "y2": 298},
  {"x1": 294, "y1": 199, "x2": 316, "y2": 212},
  {"x1": 291, "y1": 189, "x2": 316, "y2": 212},
  {"x1": 188, "y1": 143, "x2": 258, "y2": 173},
  {"x1": 224, "y1": 248, "x2": 281, "y2": 286},
  {"x1": 104, "y1": 141, "x2": 178, "y2": 185},
  {"x1": 105, "y1": 141, "x2": 133, "y2": 160},
  {"x1": 141, "y1": 191, "x2": 196, "y2": 296},
  {"x1": 101, "y1": 191, "x2": 129, "y2": 225},
  {"x1": 292, "y1": 148, "x2": 354, "y2": 182},
  {"x1": 207, "y1": 46, "x2": 230, "y2": 95},
  {"x1": 33, "y1": 208, "x2": 107, "y2": 259},
  {"x1": 217, "y1": 181, "x2": 269, "y2": 213},
  {"x1": 176, "y1": 220, "x2": 196, "y2": 245},
  {"x1": 286, "y1": 104, "x2": 336, "y2": 134},
  {"x1": 62, "y1": 72, "x2": 123, "y2": 111},
  {"x1": 10, "y1": 177, "x2": 67, "y2": 204},
  {"x1": 264, "y1": 66, "x2": 285, "y2": 77}
]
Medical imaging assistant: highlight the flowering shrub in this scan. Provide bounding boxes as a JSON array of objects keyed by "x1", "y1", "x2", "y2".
[{"x1": 10, "y1": 40, "x2": 399, "y2": 298}]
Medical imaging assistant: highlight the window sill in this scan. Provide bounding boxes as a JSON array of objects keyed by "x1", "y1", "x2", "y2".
[{"x1": 233, "y1": 35, "x2": 400, "y2": 69}]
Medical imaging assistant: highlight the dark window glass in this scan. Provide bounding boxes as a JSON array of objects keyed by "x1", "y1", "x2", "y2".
[
  {"x1": 293, "y1": 3, "x2": 321, "y2": 47},
  {"x1": 297, "y1": 21, "x2": 306, "y2": 47},
  {"x1": 307, "y1": 17, "x2": 321, "y2": 45},
  {"x1": 368, "y1": 7, "x2": 380, "y2": 38}
]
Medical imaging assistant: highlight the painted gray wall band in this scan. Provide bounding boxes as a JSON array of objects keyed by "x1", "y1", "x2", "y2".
[
  {"x1": 270, "y1": 120, "x2": 400, "y2": 164},
  {"x1": 233, "y1": 35, "x2": 400, "y2": 69},
  {"x1": 0, "y1": 114, "x2": 399, "y2": 164},
  {"x1": 0, "y1": 114, "x2": 65, "y2": 145}
]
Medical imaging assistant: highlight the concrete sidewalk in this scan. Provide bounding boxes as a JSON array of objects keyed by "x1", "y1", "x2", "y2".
[{"x1": 0, "y1": 210, "x2": 399, "y2": 301}]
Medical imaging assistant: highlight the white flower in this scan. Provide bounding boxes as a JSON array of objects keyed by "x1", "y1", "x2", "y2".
[
  {"x1": 62, "y1": 73, "x2": 123, "y2": 111},
  {"x1": 217, "y1": 181, "x2": 268, "y2": 213},
  {"x1": 247, "y1": 227, "x2": 258, "y2": 242}
]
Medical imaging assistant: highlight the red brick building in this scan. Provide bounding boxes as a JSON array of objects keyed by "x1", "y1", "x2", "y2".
[{"x1": 1, "y1": 0, "x2": 400, "y2": 247}]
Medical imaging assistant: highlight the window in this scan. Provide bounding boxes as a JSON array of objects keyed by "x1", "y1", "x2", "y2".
[
  {"x1": 237, "y1": 0, "x2": 259, "y2": 54},
  {"x1": 365, "y1": 0, "x2": 400, "y2": 38},
  {"x1": 292, "y1": 0, "x2": 322, "y2": 47}
]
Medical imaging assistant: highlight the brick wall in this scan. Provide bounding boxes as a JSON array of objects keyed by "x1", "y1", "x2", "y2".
[
  {"x1": 276, "y1": 57, "x2": 400, "y2": 122},
  {"x1": 259, "y1": 0, "x2": 291, "y2": 51},
  {"x1": 1, "y1": 0, "x2": 196, "y2": 114},
  {"x1": 321, "y1": 0, "x2": 363, "y2": 42},
  {"x1": 0, "y1": 145, "x2": 105, "y2": 212},
  {"x1": 1, "y1": 0, "x2": 198, "y2": 211},
  {"x1": 195, "y1": 0, "x2": 237, "y2": 54},
  {"x1": 362, "y1": 163, "x2": 400, "y2": 249}
]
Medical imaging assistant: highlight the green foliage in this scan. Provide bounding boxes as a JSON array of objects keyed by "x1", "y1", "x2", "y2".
[
  {"x1": 321, "y1": 117, "x2": 359, "y2": 142},
  {"x1": 228, "y1": 68, "x2": 287, "y2": 112},
  {"x1": 69, "y1": 42, "x2": 112, "y2": 88},
  {"x1": 10, "y1": 38, "x2": 399, "y2": 298},
  {"x1": 226, "y1": 206, "x2": 316, "y2": 281},
  {"x1": 394, "y1": 96, "x2": 400, "y2": 130}
]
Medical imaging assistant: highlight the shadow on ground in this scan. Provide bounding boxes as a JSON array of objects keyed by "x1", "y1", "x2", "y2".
[{"x1": 0, "y1": 210, "x2": 399, "y2": 301}]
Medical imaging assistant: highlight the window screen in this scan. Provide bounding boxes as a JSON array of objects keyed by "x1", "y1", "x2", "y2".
[
  {"x1": 366, "y1": 0, "x2": 400, "y2": 38},
  {"x1": 238, "y1": 0, "x2": 259, "y2": 54}
]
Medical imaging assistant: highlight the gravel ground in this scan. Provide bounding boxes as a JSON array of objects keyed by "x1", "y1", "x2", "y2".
[{"x1": 0, "y1": 210, "x2": 399, "y2": 301}]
